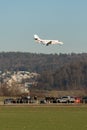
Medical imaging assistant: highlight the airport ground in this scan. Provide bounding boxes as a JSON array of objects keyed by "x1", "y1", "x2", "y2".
[{"x1": 0, "y1": 104, "x2": 87, "y2": 130}]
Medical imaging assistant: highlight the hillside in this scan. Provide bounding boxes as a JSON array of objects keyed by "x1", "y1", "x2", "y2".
[
  {"x1": 0, "y1": 52, "x2": 87, "y2": 73},
  {"x1": 0, "y1": 52, "x2": 87, "y2": 92}
]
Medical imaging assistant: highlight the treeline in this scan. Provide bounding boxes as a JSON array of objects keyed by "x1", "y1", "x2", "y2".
[
  {"x1": 37, "y1": 60, "x2": 87, "y2": 90},
  {"x1": 0, "y1": 52, "x2": 87, "y2": 90},
  {"x1": 0, "y1": 52, "x2": 87, "y2": 73}
]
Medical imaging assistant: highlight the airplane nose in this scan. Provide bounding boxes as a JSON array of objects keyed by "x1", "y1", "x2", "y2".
[{"x1": 61, "y1": 42, "x2": 64, "y2": 44}]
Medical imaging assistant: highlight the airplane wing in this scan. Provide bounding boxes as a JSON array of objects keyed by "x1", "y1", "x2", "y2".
[{"x1": 46, "y1": 41, "x2": 52, "y2": 46}]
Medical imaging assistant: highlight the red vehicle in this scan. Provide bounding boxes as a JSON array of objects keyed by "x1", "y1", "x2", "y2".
[{"x1": 75, "y1": 97, "x2": 82, "y2": 103}]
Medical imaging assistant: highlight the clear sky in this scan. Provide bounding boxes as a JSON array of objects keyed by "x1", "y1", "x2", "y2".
[{"x1": 0, "y1": 0, "x2": 87, "y2": 54}]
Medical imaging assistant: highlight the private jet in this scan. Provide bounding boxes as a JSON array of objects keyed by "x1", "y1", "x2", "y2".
[{"x1": 34, "y1": 34, "x2": 64, "y2": 46}]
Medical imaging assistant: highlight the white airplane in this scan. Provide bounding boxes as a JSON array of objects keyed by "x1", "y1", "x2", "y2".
[{"x1": 34, "y1": 34, "x2": 64, "y2": 46}]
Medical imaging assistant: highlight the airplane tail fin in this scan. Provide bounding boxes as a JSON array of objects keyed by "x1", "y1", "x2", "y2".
[{"x1": 34, "y1": 34, "x2": 40, "y2": 41}]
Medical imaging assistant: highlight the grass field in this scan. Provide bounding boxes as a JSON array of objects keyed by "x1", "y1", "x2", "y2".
[{"x1": 0, "y1": 105, "x2": 87, "y2": 130}]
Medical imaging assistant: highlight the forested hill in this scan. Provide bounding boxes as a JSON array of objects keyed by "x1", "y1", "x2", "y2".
[
  {"x1": 0, "y1": 52, "x2": 87, "y2": 90},
  {"x1": 0, "y1": 52, "x2": 87, "y2": 73}
]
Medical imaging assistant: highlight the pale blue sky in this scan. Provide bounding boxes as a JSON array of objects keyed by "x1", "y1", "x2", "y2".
[{"x1": 0, "y1": 0, "x2": 87, "y2": 54}]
